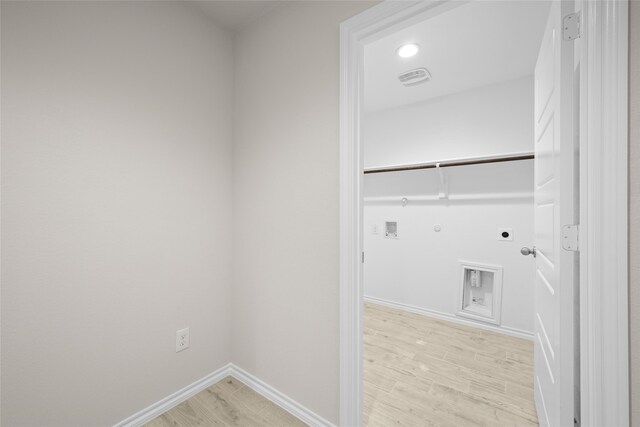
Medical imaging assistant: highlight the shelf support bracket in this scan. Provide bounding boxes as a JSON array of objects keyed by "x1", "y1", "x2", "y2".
[{"x1": 436, "y1": 163, "x2": 448, "y2": 199}]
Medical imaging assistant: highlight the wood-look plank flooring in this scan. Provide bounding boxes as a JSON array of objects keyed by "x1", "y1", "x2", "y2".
[
  {"x1": 364, "y1": 302, "x2": 538, "y2": 427},
  {"x1": 147, "y1": 303, "x2": 536, "y2": 426},
  {"x1": 145, "y1": 376, "x2": 307, "y2": 427}
]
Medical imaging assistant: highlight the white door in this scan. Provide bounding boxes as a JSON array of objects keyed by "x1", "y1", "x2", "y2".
[{"x1": 531, "y1": 1, "x2": 577, "y2": 426}]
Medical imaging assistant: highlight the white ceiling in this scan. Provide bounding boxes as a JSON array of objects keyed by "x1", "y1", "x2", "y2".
[
  {"x1": 189, "y1": 1, "x2": 283, "y2": 33},
  {"x1": 364, "y1": 1, "x2": 551, "y2": 113}
]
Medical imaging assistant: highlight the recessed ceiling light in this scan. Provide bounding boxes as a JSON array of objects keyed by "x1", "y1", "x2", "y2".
[{"x1": 397, "y1": 43, "x2": 419, "y2": 58}]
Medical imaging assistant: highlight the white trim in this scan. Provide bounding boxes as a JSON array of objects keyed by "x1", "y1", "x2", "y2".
[
  {"x1": 114, "y1": 364, "x2": 333, "y2": 427},
  {"x1": 113, "y1": 363, "x2": 232, "y2": 427},
  {"x1": 579, "y1": 0, "x2": 630, "y2": 425},
  {"x1": 230, "y1": 365, "x2": 334, "y2": 427},
  {"x1": 365, "y1": 296, "x2": 533, "y2": 341}
]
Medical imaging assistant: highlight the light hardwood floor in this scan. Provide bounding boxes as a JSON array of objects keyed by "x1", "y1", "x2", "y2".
[
  {"x1": 364, "y1": 302, "x2": 538, "y2": 426},
  {"x1": 145, "y1": 376, "x2": 307, "y2": 427},
  {"x1": 147, "y1": 303, "x2": 536, "y2": 426}
]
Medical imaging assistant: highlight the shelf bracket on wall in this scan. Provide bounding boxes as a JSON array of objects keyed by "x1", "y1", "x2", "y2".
[{"x1": 436, "y1": 163, "x2": 448, "y2": 199}]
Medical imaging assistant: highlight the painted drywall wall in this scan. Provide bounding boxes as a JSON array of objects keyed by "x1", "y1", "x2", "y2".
[
  {"x1": 364, "y1": 76, "x2": 534, "y2": 169},
  {"x1": 364, "y1": 162, "x2": 535, "y2": 334},
  {"x1": 363, "y1": 75, "x2": 535, "y2": 334},
  {"x1": 1, "y1": 2, "x2": 234, "y2": 425},
  {"x1": 232, "y1": 1, "x2": 377, "y2": 423},
  {"x1": 629, "y1": 2, "x2": 639, "y2": 425}
]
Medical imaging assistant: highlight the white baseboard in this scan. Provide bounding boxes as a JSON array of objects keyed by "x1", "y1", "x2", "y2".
[
  {"x1": 229, "y1": 365, "x2": 334, "y2": 427},
  {"x1": 365, "y1": 295, "x2": 534, "y2": 341},
  {"x1": 113, "y1": 363, "x2": 233, "y2": 427},
  {"x1": 113, "y1": 363, "x2": 334, "y2": 427}
]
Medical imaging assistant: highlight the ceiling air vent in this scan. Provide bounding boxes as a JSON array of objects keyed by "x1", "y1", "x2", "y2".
[{"x1": 398, "y1": 68, "x2": 431, "y2": 87}]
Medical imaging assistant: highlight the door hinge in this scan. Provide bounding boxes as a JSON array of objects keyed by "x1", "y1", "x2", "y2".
[
  {"x1": 562, "y1": 224, "x2": 579, "y2": 251},
  {"x1": 362, "y1": 252, "x2": 365, "y2": 263},
  {"x1": 563, "y1": 12, "x2": 581, "y2": 41}
]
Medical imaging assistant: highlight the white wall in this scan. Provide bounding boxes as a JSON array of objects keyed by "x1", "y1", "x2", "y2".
[
  {"x1": 364, "y1": 162, "x2": 535, "y2": 334},
  {"x1": 364, "y1": 76, "x2": 534, "y2": 169},
  {"x1": 232, "y1": 1, "x2": 377, "y2": 424},
  {"x1": 1, "y1": 2, "x2": 233, "y2": 425},
  {"x1": 363, "y1": 74, "x2": 535, "y2": 334}
]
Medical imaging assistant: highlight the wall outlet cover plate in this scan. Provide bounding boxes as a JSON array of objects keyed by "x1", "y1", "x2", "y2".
[{"x1": 176, "y1": 328, "x2": 190, "y2": 352}]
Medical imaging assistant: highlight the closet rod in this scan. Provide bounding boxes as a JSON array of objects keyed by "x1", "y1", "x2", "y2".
[{"x1": 363, "y1": 153, "x2": 534, "y2": 174}]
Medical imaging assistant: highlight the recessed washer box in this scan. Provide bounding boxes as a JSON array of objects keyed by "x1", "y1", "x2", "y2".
[
  {"x1": 457, "y1": 261, "x2": 503, "y2": 326},
  {"x1": 385, "y1": 221, "x2": 398, "y2": 238}
]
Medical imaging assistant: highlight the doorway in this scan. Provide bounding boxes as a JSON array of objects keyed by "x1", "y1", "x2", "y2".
[
  {"x1": 361, "y1": 1, "x2": 554, "y2": 425},
  {"x1": 339, "y1": 1, "x2": 629, "y2": 426}
]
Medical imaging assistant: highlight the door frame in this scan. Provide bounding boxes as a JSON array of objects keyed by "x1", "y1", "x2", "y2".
[
  {"x1": 578, "y1": 1, "x2": 629, "y2": 426},
  {"x1": 338, "y1": 1, "x2": 629, "y2": 426}
]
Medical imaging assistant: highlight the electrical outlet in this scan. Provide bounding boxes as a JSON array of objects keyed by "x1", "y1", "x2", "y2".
[{"x1": 176, "y1": 328, "x2": 190, "y2": 352}]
